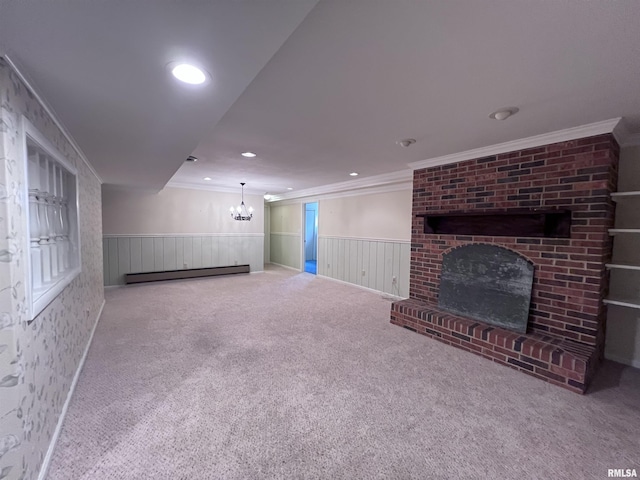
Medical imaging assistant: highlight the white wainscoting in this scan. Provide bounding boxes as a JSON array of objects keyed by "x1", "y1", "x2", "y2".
[
  {"x1": 318, "y1": 236, "x2": 410, "y2": 298},
  {"x1": 103, "y1": 234, "x2": 264, "y2": 285},
  {"x1": 269, "y1": 232, "x2": 301, "y2": 270}
]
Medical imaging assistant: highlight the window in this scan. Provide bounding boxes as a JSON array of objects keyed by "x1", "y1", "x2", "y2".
[{"x1": 22, "y1": 117, "x2": 81, "y2": 320}]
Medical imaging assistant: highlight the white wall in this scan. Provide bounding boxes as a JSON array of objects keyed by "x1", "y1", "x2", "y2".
[
  {"x1": 103, "y1": 186, "x2": 263, "y2": 234},
  {"x1": 605, "y1": 145, "x2": 640, "y2": 368},
  {"x1": 102, "y1": 187, "x2": 264, "y2": 284},
  {"x1": 616, "y1": 145, "x2": 640, "y2": 191},
  {"x1": 269, "y1": 203, "x2": 301, "y2": 269},
  {"x1": 269, "y1": 186, "x2": 412, "y2": 297},
  {"x1": 0, "y1": 58, "x2": 104, "y2": 480},
  {"x1": 320, "y1": 189, "x2": 412, "y2": 240}
]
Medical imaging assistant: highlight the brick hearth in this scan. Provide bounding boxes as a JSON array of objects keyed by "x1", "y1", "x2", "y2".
[{"x1": 391, "y1": 133, "x2": 619, "y2": 393}]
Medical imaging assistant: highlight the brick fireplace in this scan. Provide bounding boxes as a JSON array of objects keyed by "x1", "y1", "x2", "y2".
[{"x1": 390, "y1": 134, "x2": 619, "y2": 393}]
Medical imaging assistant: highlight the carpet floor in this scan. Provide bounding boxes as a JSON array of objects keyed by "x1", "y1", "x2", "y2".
[{"x1": 47, "y1": 265, "x2": 640, "y2": 480}]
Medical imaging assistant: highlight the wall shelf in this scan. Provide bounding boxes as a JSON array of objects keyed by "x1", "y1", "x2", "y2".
[
  {"x1": 611, "y1": 191, "x2": 640, "y2": 201},
  {"x1": 605, "y1": 158, "x2": 640, "y2": 366},
  {"x1": 603, "y1": 298, "x2": 640, "y2": 309},
  {"x1": 607, "y1": 191, "x2": 640, "y2": 308},
  {"x1": 609, "y1": 229, "x2": 640, "y2": 235},
  {"x1": 606, "y1": 263, "x2": 640, "y2": 271}
]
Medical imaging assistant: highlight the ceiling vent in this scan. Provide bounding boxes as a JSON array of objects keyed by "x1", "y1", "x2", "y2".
[{"x1": 185, "y1": 155, "x2": 198, "y2": 162}]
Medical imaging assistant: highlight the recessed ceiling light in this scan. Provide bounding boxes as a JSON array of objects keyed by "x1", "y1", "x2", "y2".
[
  {"x1": 287, "y1": 187, "x2": 293, "y2": 190},
  {"x1": 171, "y1": 63, "x2": 207, "y2": 85},
  {"x1": 241, "y1": 152, "x2": 257, "y2": 158},
  {"x1": 203, "y1": 177, "x2": 211, "y2": 181},
  {"x1": 264, "y1": 194, "x2": 272, "y2": 200},
  {"x1": 489, "y1": 107, "x2": 519, "y2": 120},
  {"x1": 396, "y1": 138, "x2": 416, "y2": 148},
  {"x1": 186, "y1": 155, "x2": 198, "y2": 162},
  {"x1": 349, "y1": 172, "x2": 359, "y2": 176}
]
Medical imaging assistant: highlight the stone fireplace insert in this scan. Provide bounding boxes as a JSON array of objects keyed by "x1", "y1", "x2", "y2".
[{"x1": 438, "y1": 244, "x2": 534, "y2": 333}]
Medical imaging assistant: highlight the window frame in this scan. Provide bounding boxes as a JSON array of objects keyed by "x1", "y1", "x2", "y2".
[{"x1": 21, "y1": 116, "x2": 82, "y2": 321}]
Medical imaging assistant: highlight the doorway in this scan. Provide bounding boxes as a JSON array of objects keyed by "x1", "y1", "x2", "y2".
[{"x1": 304, "y1": 202, "x2": 318, "y2": 274}]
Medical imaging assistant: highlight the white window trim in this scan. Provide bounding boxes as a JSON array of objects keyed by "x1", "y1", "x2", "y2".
[{"x1": 21, "y1": 116, "x2": 82, "y2": 321}]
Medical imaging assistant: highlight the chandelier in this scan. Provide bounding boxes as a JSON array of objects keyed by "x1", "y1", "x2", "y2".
[{"x1": 230, "y1": 182, "x2": 253, "y2": 221}]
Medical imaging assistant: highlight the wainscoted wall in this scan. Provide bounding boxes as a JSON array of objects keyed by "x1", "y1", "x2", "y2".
[
  {"x1": 269, "y1": 232, "x2": 301, "y2": 270},
  {"x1": 0, "y1": 58, "x2": 104, "y2": 480},
  {"x1": 318, "y1": 236, "x2": 410, "y2": 298},
  {"x1": 103, "y1": 234, "x2": 264, "y2": 285},
  {"x1": 268, "y1": 187, "x2": 412, "y2": 294}
]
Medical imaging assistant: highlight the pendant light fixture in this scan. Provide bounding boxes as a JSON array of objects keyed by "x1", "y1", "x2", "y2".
[{"x1": 230, "y1": 182, "x2": 253, "y2": 221}]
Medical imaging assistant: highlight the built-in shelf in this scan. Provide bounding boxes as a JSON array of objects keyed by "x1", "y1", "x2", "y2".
[
  {"x1": 609, "y1": 229, "x2": 640, "y2": 235},
  {"x1": 607, "y1": 191, "x2": 640, "y2": 307},
  {"x1": 611, "y1": 191, "x2": 640, "y2": 201},
  {"x1": 603, "y1": 298, "x2": 640, "y2": 309},
  {"x1": 606, "y1": 263, "x2": 640, "y2": 271}
]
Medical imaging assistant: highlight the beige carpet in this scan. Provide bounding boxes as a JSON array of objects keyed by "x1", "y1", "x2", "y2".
[{"x1": 47, "y1": 265, "x2": 640, "y2": 479}]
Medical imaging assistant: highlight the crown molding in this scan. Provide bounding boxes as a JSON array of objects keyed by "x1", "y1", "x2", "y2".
[
  {"x1": 268, "y1": 181, "x2": 412, "y2": 206},
  {"x1": 3, "y1": 55, "x2": 104, "y2": 184},
  {"x1": 164, "y1": 181, "x2": 265, "y2": 196},
  {"x1": 267, "y1": 169, "x2": 413, "y2": 204},
  {"x1": 409, "y1": 118, "x2": 623, "y2": 171}
]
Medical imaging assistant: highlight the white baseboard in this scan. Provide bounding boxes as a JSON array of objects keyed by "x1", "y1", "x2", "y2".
[
  {"x1": 316, "y1": 274, "x2": 404, "y2": 300},
  {"x1": 38, "y1": 299, "x2": 106, "y2": 480},
  {"x1": 268, "y1": 262, "x2": 301, "y2": 272},
  {"x1": 605, "y1": 352, "x2": 640, "y2": 369}
]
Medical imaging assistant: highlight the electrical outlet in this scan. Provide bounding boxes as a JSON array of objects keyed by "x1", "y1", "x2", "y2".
[
  {"x1": 327, "y1": 263, "x2": 330, "y2": 269},
  {"x1": 362, "y1": 270, "x2": 366, "y2": 276},
  {"x1": 183, "y1": 263, "x2": 187, "y2": 269},
  {"x1": 235, "y1": 260, "x2": 238, "y2": 266},
  {"x1": 392, "y1": 276, "x2": 397, "y2": 284}
]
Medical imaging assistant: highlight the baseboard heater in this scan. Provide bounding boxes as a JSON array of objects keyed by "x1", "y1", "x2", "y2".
[{"x1": 124, "y1": 265, "x2": 250, "y2": 284}]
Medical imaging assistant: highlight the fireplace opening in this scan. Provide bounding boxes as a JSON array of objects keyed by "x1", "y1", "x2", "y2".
[{"x1": 438, "y1": 244, "x2": 534, "y2": 333}]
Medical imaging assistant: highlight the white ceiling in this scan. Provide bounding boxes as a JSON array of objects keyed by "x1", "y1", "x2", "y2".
[
  {"x1": 0, "y1": 0, "x2": 319, "y2": 191},
  {"x1": 1, "y1": 1, "x2": 640, "y2": 196}
]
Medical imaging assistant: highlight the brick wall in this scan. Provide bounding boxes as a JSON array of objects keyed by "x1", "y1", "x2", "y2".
[
  {"x1": 392, "y1": 134, "x2": 620, "y2": 392},
  {"x1": 410, "y1": 134, "x2": 619, "y2": 346}
]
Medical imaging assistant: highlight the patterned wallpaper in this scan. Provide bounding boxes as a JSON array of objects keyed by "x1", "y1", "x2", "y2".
[{"x1": 0, "y1": 58, "x2": 104, "y2": 480}]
